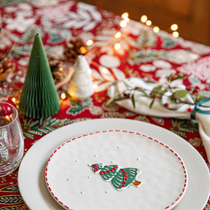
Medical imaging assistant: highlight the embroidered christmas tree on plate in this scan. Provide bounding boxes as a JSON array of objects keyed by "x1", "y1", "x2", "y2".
[{"x1": 88, "y1": 163, "x2": 142, "y2": 191}]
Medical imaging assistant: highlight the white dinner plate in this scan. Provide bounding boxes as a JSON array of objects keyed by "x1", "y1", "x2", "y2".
[
  {"x1": 45, "y1": 130, "x2": 188, "y2": 210},
  {"x1": 18, "y1": 119, "x2": 210, "y2": 210}
]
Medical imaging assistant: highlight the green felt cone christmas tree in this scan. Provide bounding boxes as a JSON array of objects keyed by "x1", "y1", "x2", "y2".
[
  {"x1": 19, "y1": 34, "x2": 60, "y2": 118},
  {"x1": 89, "y1": 163, "x2": 142, "y2": 191}
]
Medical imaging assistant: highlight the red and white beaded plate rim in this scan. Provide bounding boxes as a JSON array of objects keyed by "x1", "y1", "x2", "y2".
[{"x1": 45, "y1": 129, "x2": 188, "y2": 210}]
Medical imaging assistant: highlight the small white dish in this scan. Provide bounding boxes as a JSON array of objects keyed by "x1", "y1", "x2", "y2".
[{"x1": 45, "y1": 130, "x2": 188, "y2": 210}]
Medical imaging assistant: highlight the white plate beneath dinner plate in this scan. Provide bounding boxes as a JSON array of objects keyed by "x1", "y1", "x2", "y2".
[
  {"x1": 45, "y1": 130, "x2": 188, "y2": 210},
  {"x1": 18, "y1": 119, "x2": 210, "y2": 210}
]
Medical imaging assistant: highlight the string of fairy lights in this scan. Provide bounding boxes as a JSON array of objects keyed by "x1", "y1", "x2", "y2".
[
  {"x1": 140, "y1": 14, "x2": 179, "y2": 38},
  {"x1": 85, "y1": 12, "x2": 179, "y2": 48},
  {"x1": 84, "y1": 12, "x2": 180, "y2": 61}
]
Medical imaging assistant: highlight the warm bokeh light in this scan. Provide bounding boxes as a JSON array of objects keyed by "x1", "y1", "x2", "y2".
[
  {"x1": 146, "y1": 20, "x2": 152, "y2": 26},
  {"x1": 121, "y1": 12, "x2": 129, "y2": 19},
  {"x1": 102, "y1": 68, "x2": 108, "y2": 74},
  {"x1": 124, "y1": 17, "x2": 130, "y2": 23},
  {"x1": 114, "y1": 43, "x2": 121, "y2": 50},
  {"x1": 88, "y1": 69, "x2": 92, "y2": 74},
  {"x1": 12, "y1": 97, "x2": 16, "y2": 103},
  {"x1": 61, "y1": 93, "x2": 66, "y2": 99},
  {"x1": 80, "y1": 46, "x2": 87, "y2": 54},
  {"x1": 59, "y1": 67, "x2": 63, "y2": 71},
  {"x1": 140, "y1": 15, "x2": 147, "y2": 23},
  {"x1": 92, "y1": 84, "x2": 98, "y2": 90},
  {"x1": 5, "y1": 116, "x2": 10, "y2": 121},
  {"x1": 114, "y1": 32, "x2": 121, "y2": 38},
  {"x1": 153, "y1": 26, "x2": 160, "y2": 33},
  {"x1": 172, "y1": 31, "x2": 179, "y2": 38},
  {"x1": 171, "y1": 24, "x2": 178, "y2": 31},
  {"x1": 86, "y1": 40, "x2": 93, "y2": 46},
  {"x1": 120, "y1": 20, "x2": 127, "y2": 28}
]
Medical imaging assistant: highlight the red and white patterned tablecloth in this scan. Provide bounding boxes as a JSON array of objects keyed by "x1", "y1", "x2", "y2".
[{"x1": 0, "y1": 0, "x2": 210, "y2": 209}]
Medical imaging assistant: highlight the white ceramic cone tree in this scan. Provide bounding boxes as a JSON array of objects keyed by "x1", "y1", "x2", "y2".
[{"x1": 67, "y1": 55, "x2": 94, "y2": 99}]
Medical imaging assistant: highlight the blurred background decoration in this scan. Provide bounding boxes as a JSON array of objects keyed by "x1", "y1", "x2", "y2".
[{"x1": 77, "y1": 0, "x2": 210, "y2": 46}]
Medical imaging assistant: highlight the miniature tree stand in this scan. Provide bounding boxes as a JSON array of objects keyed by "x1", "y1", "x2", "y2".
[{"x1": 19, "y1": 34, "x2": 60, "y2": 118}]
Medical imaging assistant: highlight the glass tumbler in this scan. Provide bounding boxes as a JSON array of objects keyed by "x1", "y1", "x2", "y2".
[{"x1": 0, "y1": 101, "x2": 24, "y2": 177}]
